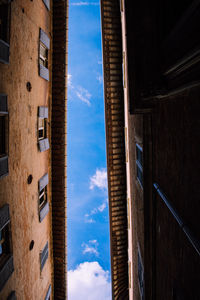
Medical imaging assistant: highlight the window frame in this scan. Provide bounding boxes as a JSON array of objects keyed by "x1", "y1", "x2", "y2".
[
  {"x1": 136, "y1": 143, "x2": 143, "y2": 188},
  {"x1": 38, "y1": 173, "x2": 49, "y2": 222},
  {"x1": 138, "y1": 245, "x2": 144, "y2": 300},
  {"x1": 0, "y1": 0, "x2": 11, "y2": 64},
  {"x1": 38, "y1": 106, "x2": 49, "y2": 152},
  {"x1": 0, "y1": 94, "x2": 9, "y2": 179},
  {"x1": 0, "y1": 204, "x2": 14, "y2": 292},
  {"x1": 39, "y1": 28, "x2": 50, "y2": 81}
]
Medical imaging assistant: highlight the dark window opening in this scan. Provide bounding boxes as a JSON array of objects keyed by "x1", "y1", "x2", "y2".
[
  {"x1": 0, "y1": 204, "x2": 14, "y2": 292},
  {"x1": 136, "y1": 143, "x2": 143, "y2": 188},
  {"x1": 0, "y1": 225, "x2": 10, "y2": 266},
  {"x1": 0, "y1": 2, "x2": 10, "y2": 44},
  {"x1": 0, "y1": 116, "x2": 5, "y2": 157},
  {"x1": 38, "y1": 118, "x2": 46, "y2": 140}
]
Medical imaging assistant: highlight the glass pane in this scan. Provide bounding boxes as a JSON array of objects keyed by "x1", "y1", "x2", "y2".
[
  {"x1": 137, "y1": 166, "x2": 143, "y2": 187},
  {"x1": 136, "y1": 144, "x2": 143, "y2": 166}
]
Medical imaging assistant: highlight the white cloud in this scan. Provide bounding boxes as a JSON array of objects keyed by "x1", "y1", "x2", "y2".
[
  {"x1": 82, "y1": 240, "x2": 99, "y2": 256},
  {"x1": 84, "y1": 200, "x2": 107, "y2": 223},
  {"x1": 68, "y1": 262, "x2": 111, "y2": 300},
  {"x1": 76, "y1": 86, "x2": 91, "y2": 106},
  {"x1": 98, "y1": 202, "x2": 106, "y2": 212},
  {"x1": 71, "y1": 2, "x2": 99, "y2": 6},
  {"x1": 90, "y1": 168, "x2": 107, "y2": 190},
  {"x1": 85, "y1": 217, "x2": 95, "y2": 224},
  {"x1": 68, "y1": 73, "x2": 73, "y2": 87}
]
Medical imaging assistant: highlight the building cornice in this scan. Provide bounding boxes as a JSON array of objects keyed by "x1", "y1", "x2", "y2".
[
  {"x1": 100, "y1": 0, "x2": 129, "y2": 299},
  {"x1": 52, "y1": 0, "x2": 68, "y2": 298}
]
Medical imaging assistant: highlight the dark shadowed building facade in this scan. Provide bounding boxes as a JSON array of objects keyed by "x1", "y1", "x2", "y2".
[{"x1": 101, "y1": 0, "x2": 200, "y2": 299}]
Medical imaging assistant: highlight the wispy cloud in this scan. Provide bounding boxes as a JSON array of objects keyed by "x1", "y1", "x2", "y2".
[
  {"x1": 68, "y1": 262, "x2": 111, "y2": 300},
  {"x1": 84, "y1": 200, "x2": 107, "y2": 223},
  {"x1": 71, "y1": 2, "x2": 99, "y2": 6},
  {"x1": 82, "y1": 240, "x2": 99, "y2": 256},
  {"x1": 85, "y1": 217, "x2": 95, "y2": 224},
  {"x1": 76, "y1": 86, "x2": 91, "y2": 106},
  {"x1": 67, "y1": 73, "x2": 92, "y2": 106},
  {"x1": 90, "y1": 168, "x2": 107, "y2": 190}
]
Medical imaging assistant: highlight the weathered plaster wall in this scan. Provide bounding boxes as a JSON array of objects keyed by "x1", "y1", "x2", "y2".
[{"x1": 0, "y1": 0, "x2": 53, "y2": 299}]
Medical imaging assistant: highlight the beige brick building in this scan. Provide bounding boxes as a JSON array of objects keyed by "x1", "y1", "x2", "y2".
[{"x1": 0, "y1": 0, "x2": 68, "y2": 299}]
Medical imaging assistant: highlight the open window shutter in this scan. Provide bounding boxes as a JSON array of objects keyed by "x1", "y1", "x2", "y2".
[
  {"x1": 38, "y1": 106, "x2": 48, "y2": 119},
  {"x1": 40, "y1": 242, "x2": 49, "y2": 271},
  {"x1": 7, "y1": 291, "x2": 16, "y2": 300},
  {"x1": 38, "y1": 173, "x2": 48, "y2": 192},
  {"x1": 39, "y1": 64, "x2": 49, "y2": 81},
  {"x1": 0, "y1": 255, "x2": 14, "y2": 292},
  {"x1": 0, "y1": 204, "x2": 10, "y2": 231},
  {"x1": 0, "y1": 94, "x2": 8, "y2": 113},
  {"x1": 0, "y1": 156, "x2": 9, "y2": 179},
  {"x1": 0, "y1": 40, "x2": 9, "y2": 64},
  {"x1": 43, "y1": 0, "x2": 50, "y2": 11},
  {"x1": 38, "y1": 138, "x2": 49, "y2": 152},
  {"x1": 39, "y1": 202, "x2": 49, "y2": 222},
  {"x1": 0, "y1": 204, "x2": 14, "y2": 292},
  {"x1": 45, "y1": 285, "x2": 51, "y2": 300},
  {"x1": 40, "y1": 29, "x2": 50, "y2": 49}
]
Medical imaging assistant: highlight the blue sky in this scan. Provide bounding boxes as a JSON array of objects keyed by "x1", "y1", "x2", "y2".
[{"x1": 67, "y1": 1, "x2": 111, "y2": 299}]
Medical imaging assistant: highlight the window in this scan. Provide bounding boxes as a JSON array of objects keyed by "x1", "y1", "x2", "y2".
[
  {"x1": 0, "y1": 204, "x2": 14, "y2": 292},
  {"x1": 38, "y1": 117, "x2": 46, "y2": 140},
  {"x1": 39, "y1": 29, "x2": 50, "y2": 81},
  {"x1": 136, "y1": 143, "x2": 143, "y2": 188},
  {"x1": 0, "y1": 94, "x2": 8, "y2": 179},
  {"x1": 39, "y1": 43, "x2": 48, "y2": 68},
  {"x1": 40, "y1": 241, "x2": 48, "y2": 271},
  {"x1": 7, "y1": 291, "x2": 16, "y2": 300},
  {"x1": 39, "y1": 186, "x2": 47, "y2": 211},
  {"x1": 38, "y1": 106, "x2": 49, "y2": 152},
  {"x1": 138, "y1": 246, "x2": 144, "y2": 300},
  {"x1": 45, "y1": 285, "x2": 51, "y2": 300},
  {"x1": 0, "y1": 0, "x2": 11, "y2": 64},
  {"x1": 38, "y1": 173, "x2": 49, "y2": 222}
]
